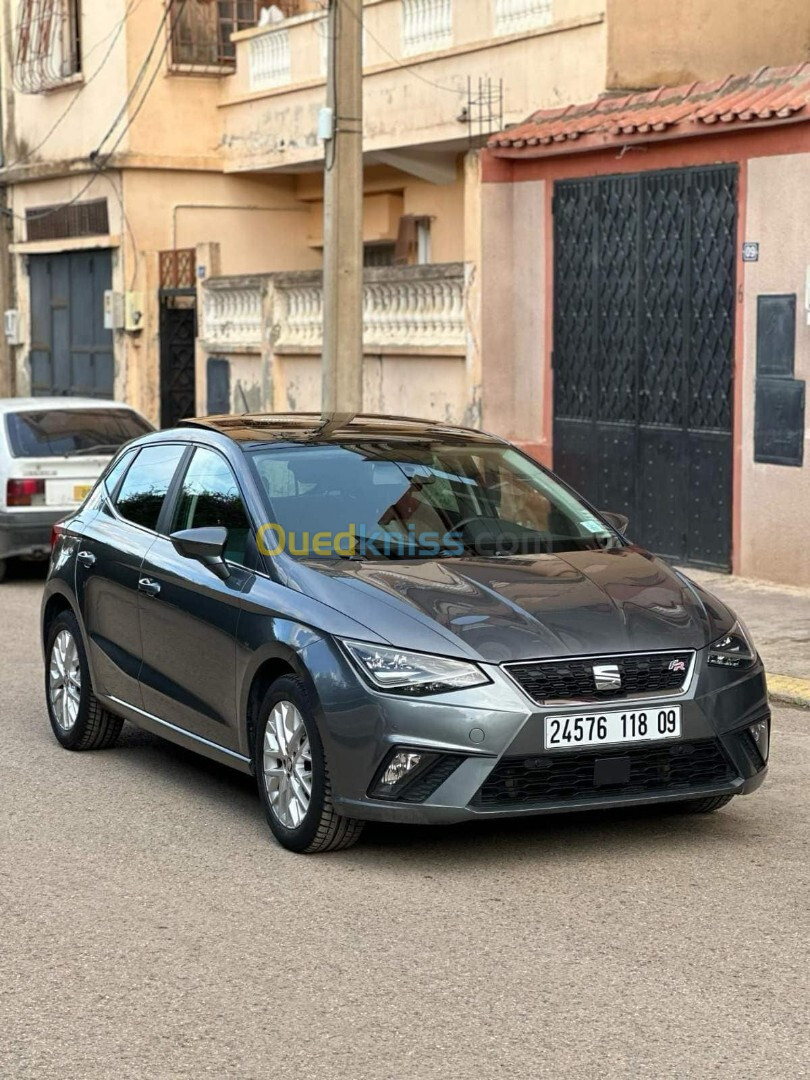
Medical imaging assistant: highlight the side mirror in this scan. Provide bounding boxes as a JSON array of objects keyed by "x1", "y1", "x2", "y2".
[
  {"x1": 599, "y1": 510, "x2": 630, "y2": 535},
  {"x1": 170, "y1": 526, "x2": 230, "y2": 580}
]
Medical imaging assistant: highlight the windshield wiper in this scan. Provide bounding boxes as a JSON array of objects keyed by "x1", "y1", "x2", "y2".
[{"x1": 63, "y1": 443, "x2": 122, "y2": 457}]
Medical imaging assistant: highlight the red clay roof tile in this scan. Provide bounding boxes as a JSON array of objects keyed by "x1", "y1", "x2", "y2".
[{"x1": 488, "y1": 62, "x2": 810, "y2": 156}]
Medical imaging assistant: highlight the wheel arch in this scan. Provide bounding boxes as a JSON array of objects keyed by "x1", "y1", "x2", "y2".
[
  {"x1": 240, "y1": 644, "x2": 323, "y2": 768},
  {"x1": 41, "y1": 588, "x2": 78, "y2": 650}
]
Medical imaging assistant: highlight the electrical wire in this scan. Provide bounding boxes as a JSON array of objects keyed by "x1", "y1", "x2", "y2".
[
  {"x1": 98, "y1": 171, "x2": 141, "y2": 292},
  {"x1": 93, "y1": 0, "x2": 190, "y2": 172},
  {"x1": 2, "y1": 0, "x2": 188, "y2": 225},
  {"x1": 338, "y1": 0, "x2": 465, "y2": 96},
  {"x1": 324, "y1": 0, "x2": 339, "y2": 172},
  {"x1": 4, "y1": 0, "x2": 146, "y2": 172},
  {"x1": 90, "y1": 0, "x2": 182, "y2": 164}
]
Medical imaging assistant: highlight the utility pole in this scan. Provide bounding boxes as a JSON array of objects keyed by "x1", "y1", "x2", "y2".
[{"x1": 321, "y1": 0, "x2": 364, "y2": 413}]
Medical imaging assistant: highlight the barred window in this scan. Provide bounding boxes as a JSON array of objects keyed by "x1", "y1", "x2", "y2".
[
  {"x1": 14, "y1": 0, "x2": 81, "y2": 94},
  {"x1": 169, "y1": 1, "x2": 305, "y2": 70}
]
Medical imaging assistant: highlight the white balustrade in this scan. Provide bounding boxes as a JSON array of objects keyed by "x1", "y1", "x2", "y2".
[
  {"x1": 249, "y1": 28, "x2": 291, "y2": 90},
  {"x1": 402, "y1": 0, "x2": 453, "y2": 56},
  {"x1": 493, "y1": 0, "x2": 552, "y2": 35},
  {"x1": 275, "y1": 285, "x2": 324, "y2": 350},
  {"x1": 203, "y1": 283, "x2": 264, "y2": 350},
  {"x1": 273, "y1": 270, "x2": 466, "y2": 352}
]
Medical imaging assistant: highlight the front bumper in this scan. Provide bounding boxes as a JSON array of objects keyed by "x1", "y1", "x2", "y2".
[
  {"x1": 304, "y1": 638, "x2": 770, "y2": 825},
  {"x1": 0, "y1": 509, "x2": 62, "y2": 560}
]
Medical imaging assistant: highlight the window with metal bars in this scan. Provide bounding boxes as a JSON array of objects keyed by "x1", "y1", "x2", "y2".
[
  {"x1": 168, "y1": 1, "x2": 306, "y2": 70},
  {"x1": 13, "y1": 0, "x2": 81, "y2": 94}
]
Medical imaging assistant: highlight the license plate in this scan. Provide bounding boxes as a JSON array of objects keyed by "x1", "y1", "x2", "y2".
[
  {"x1": 73, "y1": 483, "x2": 92, "y2": 502},
  {"x1": 544, "y1": 705, "x2": 682, "y2": 749}
]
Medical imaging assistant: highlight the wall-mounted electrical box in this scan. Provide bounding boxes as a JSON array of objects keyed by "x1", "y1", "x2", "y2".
[
  {"x1": 103, "y1": 290, "x2": 125, "y2": 331},
  {"x1": 125, "y1": 291, "x2": 144, "y2": 332},
  {"x1": 4, "y1": 309, "x2": 21, "y2": 345}
]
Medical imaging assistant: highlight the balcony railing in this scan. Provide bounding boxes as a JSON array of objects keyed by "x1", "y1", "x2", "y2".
[
  {"x1": 249, "y1": 27, "x2": 291, "y2": 90},
  {"x1": 202, "y1": 278, "x2": 265, "y2": 351},
  {"x1": 202, "y1": 265, "x2": 466, "y2": 356},
  {"x1": 402, "y1": 0, "x2": 453, "y2": 56},
  {"x1": 273, "y1": 264, "x2": 466, "y2": 353},
  {"x1": 493, "y1": 0, "x2": 553, "y2": 35}
]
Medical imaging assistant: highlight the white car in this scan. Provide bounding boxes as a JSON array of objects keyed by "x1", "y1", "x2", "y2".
[{"x1": 0, "y1": 398, "x2": 153, "y2": 581}]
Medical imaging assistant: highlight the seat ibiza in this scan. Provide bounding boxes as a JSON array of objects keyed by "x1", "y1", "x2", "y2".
[{"x1": 41, "y1": 414, "x2": 769, "y2": 853}]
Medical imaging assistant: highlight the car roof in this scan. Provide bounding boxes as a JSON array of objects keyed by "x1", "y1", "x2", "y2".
[
  {"x1": 0, "y1": 397, "x2": 145, "y2": 415},
  {"x1": 179, "y1": 412, "x2": 501, "y2": 448}
]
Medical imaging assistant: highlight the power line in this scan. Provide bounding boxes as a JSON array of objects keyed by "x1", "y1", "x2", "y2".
[
  {"x1": 93, "y1": 0, "x2": 190, "y2": 172},
  {"x1": 91, "y1": 0, "x2": 182, "y2": 163},
  {"x1": 1, "y1": 1, "x2": 188, "y2": 226},
  {"x1": 3, "y1": 0, "x2": 145, "y2": 172},
  {"x1": 338, "y1": 0, "x2": 466, "y2": 96}
]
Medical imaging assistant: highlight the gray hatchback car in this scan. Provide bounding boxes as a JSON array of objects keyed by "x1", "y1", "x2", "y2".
[{"x1": 42, "y1": 413, "x2": 770, "y2": 853}]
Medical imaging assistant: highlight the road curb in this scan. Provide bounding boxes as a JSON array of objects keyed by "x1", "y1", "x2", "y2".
[{"x1": 768, "y1": 674, "x2": 810, "y2": 709}]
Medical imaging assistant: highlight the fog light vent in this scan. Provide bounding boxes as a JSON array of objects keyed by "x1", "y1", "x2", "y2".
[
  {"x1": 370, "y1": 748, "x2": 464, "y2": 802},
  {"x1": 748, "y1": 719, "x2": 770, "y2": 765}
]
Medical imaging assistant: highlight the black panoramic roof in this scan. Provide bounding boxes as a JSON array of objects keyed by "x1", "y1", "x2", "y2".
[{"x1": 179, "y1": 412, "x2": 498, "y2": 446}]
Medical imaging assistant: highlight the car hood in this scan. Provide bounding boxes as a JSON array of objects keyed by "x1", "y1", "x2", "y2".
[{"x1": 288, "y1": 547, "x2": 725, "y2": 663}]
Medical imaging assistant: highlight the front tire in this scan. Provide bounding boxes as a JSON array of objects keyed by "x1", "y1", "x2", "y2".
[
  {"x1": 255, "y1": 675, "x2": 364, "y2": 854},
  {"x1": 45, "y1": 612, "x2": 123, "y2": 750}
]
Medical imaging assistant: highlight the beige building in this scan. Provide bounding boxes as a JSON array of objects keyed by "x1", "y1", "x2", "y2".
[
  {"x1": 1, "y1": 0, "x2": 809, "y2": 582},
  {"x1": 0, "y1": 0, "x2": 611, "y2": 426}
]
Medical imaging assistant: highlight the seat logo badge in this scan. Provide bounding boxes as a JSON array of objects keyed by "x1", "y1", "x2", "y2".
[
  {"x1": 593, "y1": 663, "x2": 621, "y2": 691},
  {"x1": 668, "y1": 659, "x2": 687, "y2": 673}
]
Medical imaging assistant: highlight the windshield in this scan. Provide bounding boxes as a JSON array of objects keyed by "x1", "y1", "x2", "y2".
[
  {"x1": 249, "y1": 441, "x2": 622, "y2": 560},
  {"x1": 5, "y1": 408, "x2": 153, "y2": 458}
]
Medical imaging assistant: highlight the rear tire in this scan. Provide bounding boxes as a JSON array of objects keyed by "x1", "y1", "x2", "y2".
[
  {"x1": 674, "y1": 794, "x2": 735, "y2": 814},
  {"x1": 45, "y1": 611, "x2": 123, "y2": 751},
  {"x1": 255, "y1": 675, "x2": 364, "y2": 854},
  {"x1": 0, "y1": 558, "x2": 6, "y2": 583}
]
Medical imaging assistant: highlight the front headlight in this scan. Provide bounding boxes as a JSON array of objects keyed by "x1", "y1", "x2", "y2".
[
  {"x1": 708, "y1": 619, "x2": 756, "y2": 668},
  {"x1": 342, "y1": 640, "x2": 489, "y2": 695}
]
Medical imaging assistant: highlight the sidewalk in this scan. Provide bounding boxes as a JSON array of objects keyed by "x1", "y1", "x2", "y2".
[{"x1": 681, "y1": 568, "x2": 810, "y2": 708}]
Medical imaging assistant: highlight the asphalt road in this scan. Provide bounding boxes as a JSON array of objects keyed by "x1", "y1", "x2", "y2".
[{"x1": 1, "y1": 567, "x2": 808, "y2": 1080}]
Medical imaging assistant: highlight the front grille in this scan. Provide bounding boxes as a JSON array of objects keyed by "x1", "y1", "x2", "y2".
[
  {"x1": 505, "y1": 651, "x2": 693, "y2": 704},
  {"x1": 473, "y1": 740, "x2": 734, "y2": 807}
]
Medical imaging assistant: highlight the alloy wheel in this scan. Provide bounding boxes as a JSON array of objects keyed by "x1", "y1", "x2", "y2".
[
  {"x1": 49, "y1": 629, "x2": 82, "y2": 732},
  {"x1": 262, "y1": 701, "x2": 313, "y2": 829}
]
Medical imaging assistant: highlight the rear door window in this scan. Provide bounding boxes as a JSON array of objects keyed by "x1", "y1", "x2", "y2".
[
  {"x1": 5, "y1": 408, "x2": 152, "y2": 458},
  {"x1": 114, "y1": 444, "x2": 187, "y2": 532}
]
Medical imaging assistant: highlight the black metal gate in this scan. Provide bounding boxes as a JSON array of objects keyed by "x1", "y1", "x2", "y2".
[
  {"x1": 159, "y1": 291, "x2": 197, "y2": 428},
  {"x1": 552, "y1": 165, "x2": 737, "y2": 570}
]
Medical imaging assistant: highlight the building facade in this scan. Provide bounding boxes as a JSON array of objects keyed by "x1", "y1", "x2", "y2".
[
  {"x1": 1, "y1": 0, "x2": 809, "y2": 583},
  {"x1": 482, "y1": 64, "x2": 810, "y2": 583}
]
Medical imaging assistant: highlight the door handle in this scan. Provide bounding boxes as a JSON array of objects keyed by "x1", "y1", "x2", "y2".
[
  {"x1": 77, "y1": 550, "x2": 96, "y2": 567},
  {"x1": 138, "y1": 577, "x2": 161, "y2": 598}
]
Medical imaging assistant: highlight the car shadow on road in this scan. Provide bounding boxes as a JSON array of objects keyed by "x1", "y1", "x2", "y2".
[{"x1": 111, "y1": 721, "x2": 748, "y2": 865}]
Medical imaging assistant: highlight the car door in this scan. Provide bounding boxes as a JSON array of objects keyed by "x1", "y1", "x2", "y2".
[
  {"x1": 137, "y1": 445, "x2": 255, "y2": 751},
  {"x1": 74, "y1": 442, "x2": 188, "y2": 708}
]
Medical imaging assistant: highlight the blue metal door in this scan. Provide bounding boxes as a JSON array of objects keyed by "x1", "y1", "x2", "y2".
[{"x1": 29, "y1": 250, "x2": 114, "y2": 397}]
